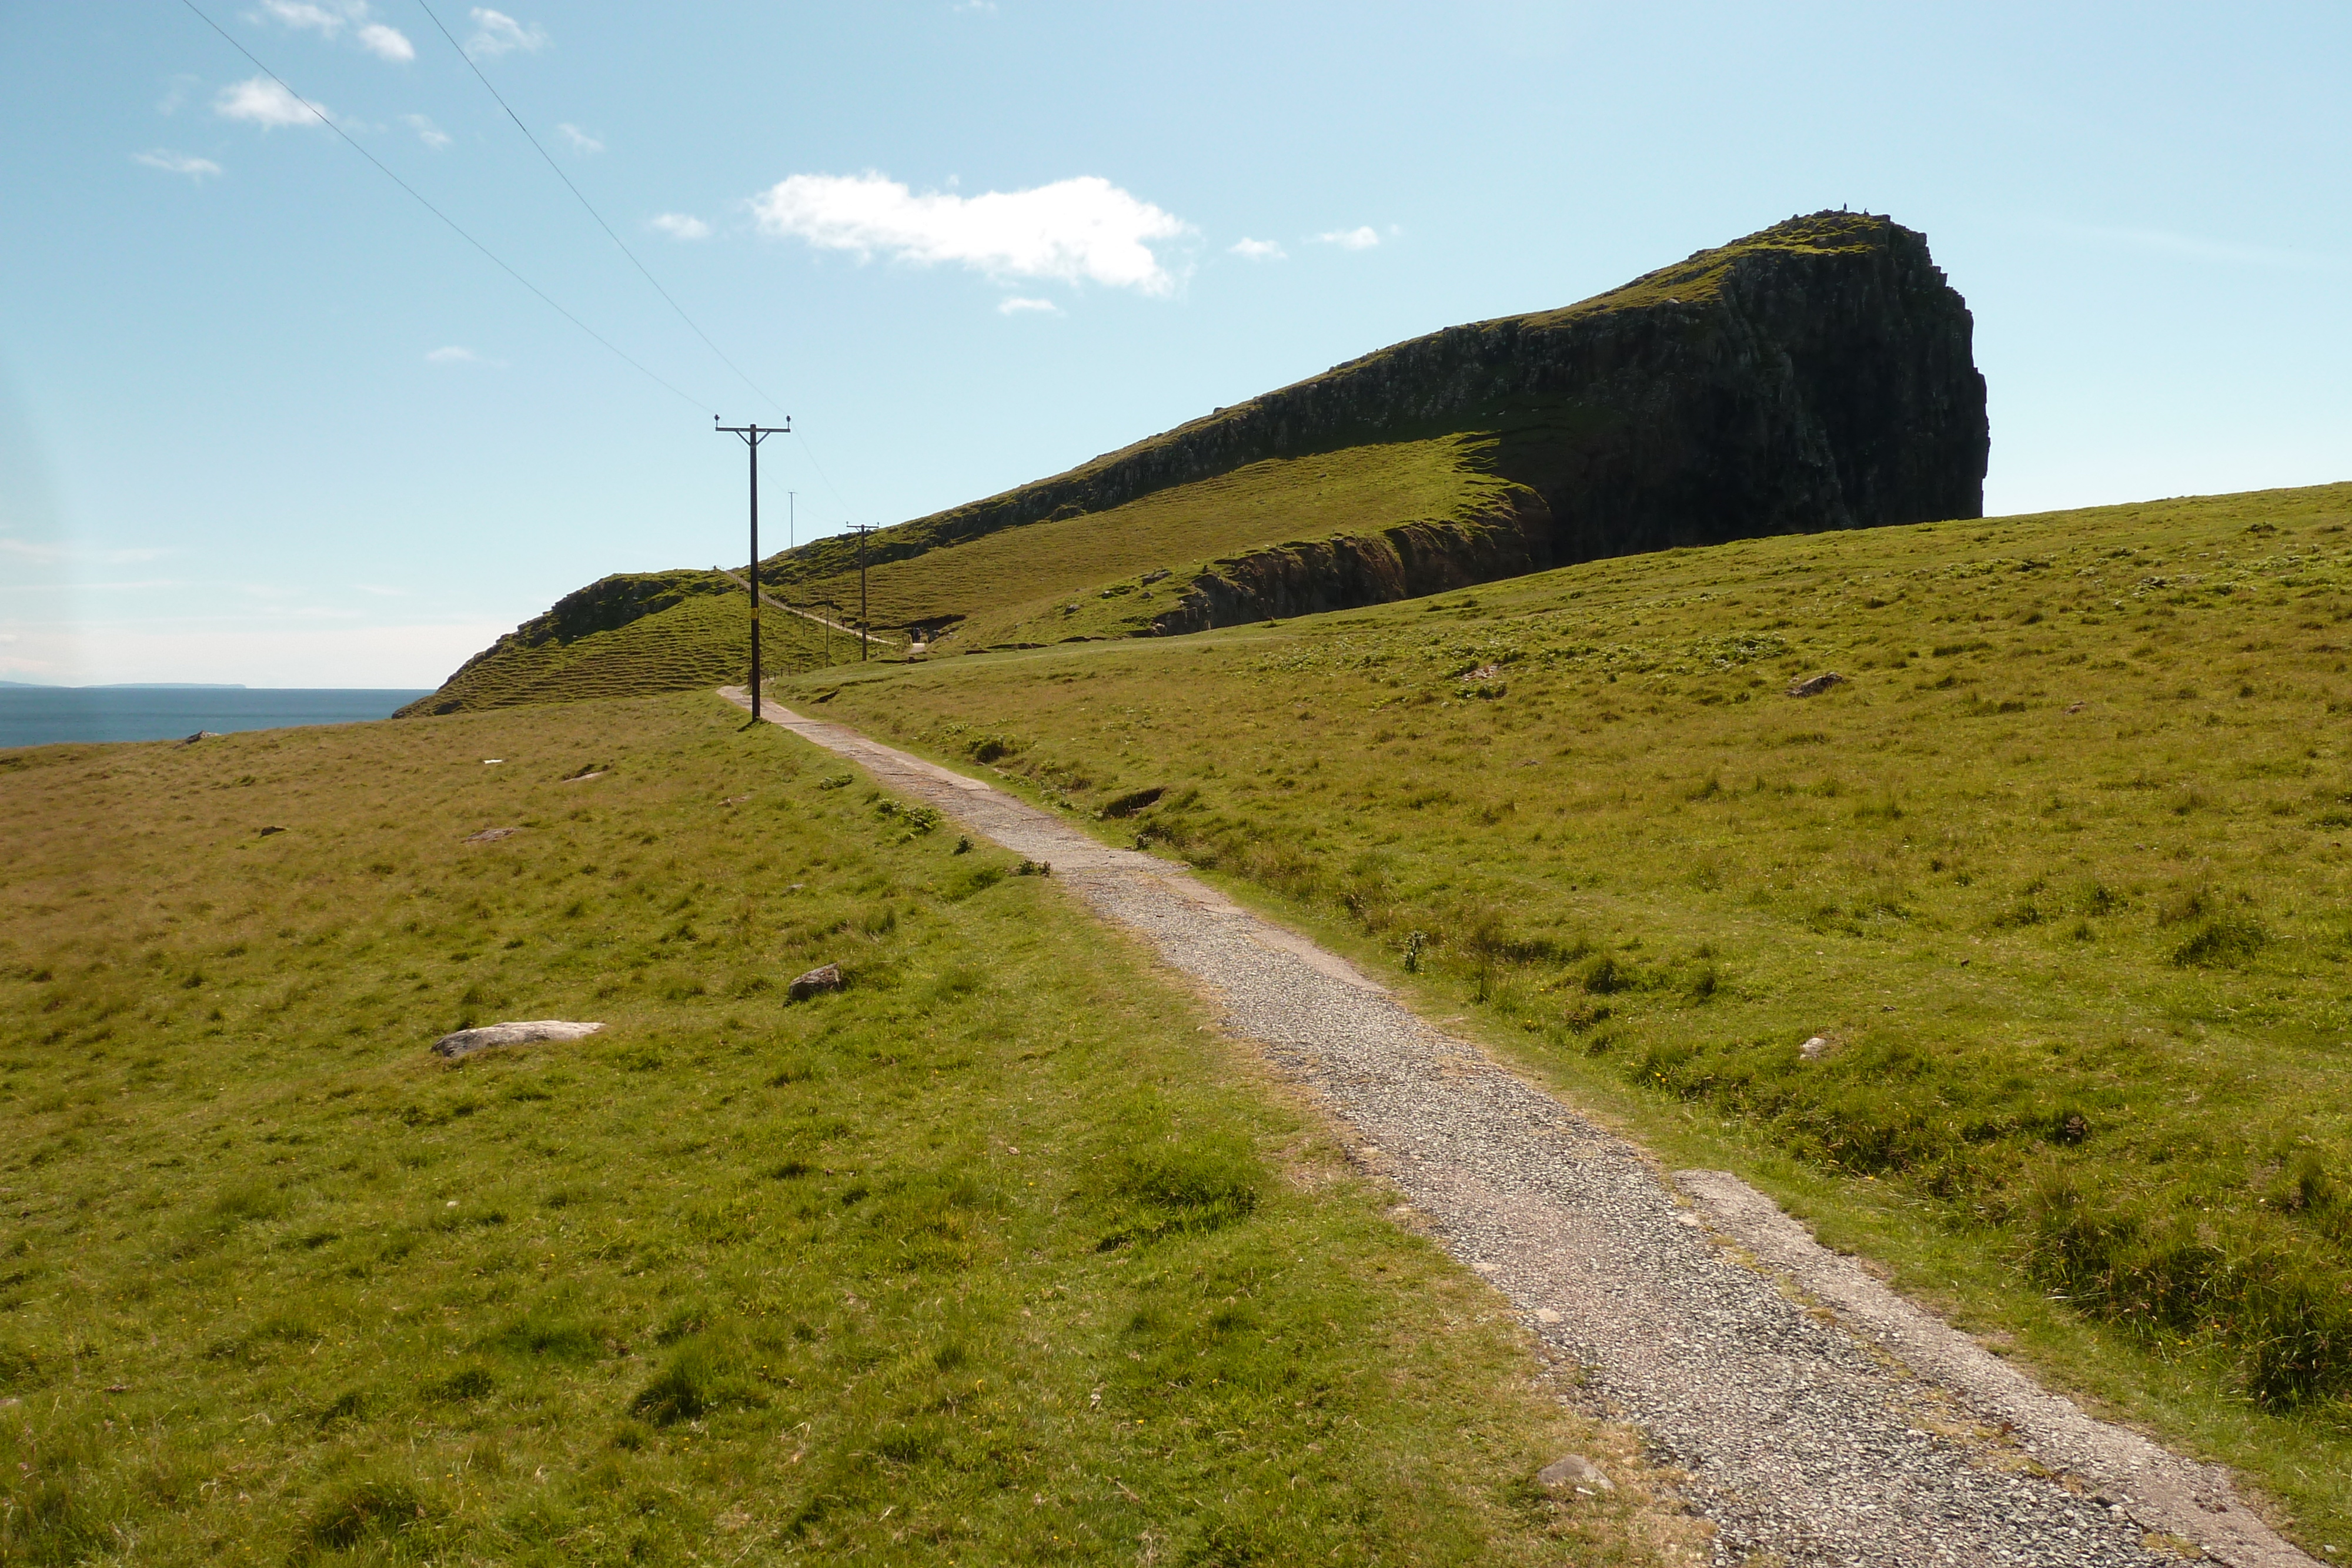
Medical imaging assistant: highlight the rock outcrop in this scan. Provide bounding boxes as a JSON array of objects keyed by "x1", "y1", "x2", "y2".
[
  {"x1": 406, "y1": 212, "x2": 1986, "y2": 708},
  {"x1": 779, "y1": 210, "x2": 1986, "y2": 593},
  {"x1": 1145, "y1": 488, "x2": 1553, "y2": 635}
]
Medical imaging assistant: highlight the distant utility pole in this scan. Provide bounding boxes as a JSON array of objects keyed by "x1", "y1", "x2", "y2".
[
  {"x1": 852, "y1": 524, "x2": 876, "y2": 662},
  {"x1": 715, "y1": 416, "x2": 789, "y2": 718}
]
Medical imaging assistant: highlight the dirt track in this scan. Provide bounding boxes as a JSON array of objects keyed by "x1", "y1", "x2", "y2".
[{"x1": 723, "y1": 686, "x2": 2314, "y2": 1568}]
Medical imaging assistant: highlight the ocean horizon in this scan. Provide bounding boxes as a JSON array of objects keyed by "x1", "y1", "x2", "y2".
[{"x1": 0, "y1": 687, "x2": 433, "y2": 749}]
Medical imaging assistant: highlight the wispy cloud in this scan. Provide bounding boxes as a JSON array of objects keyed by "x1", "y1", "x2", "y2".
[
  {"x1": 1228, "y1": 236, "x2": 1285, "y2": 262},
  {"x1": 134, "y1": 149, "x2": 223, "y2": 180},
  {"x1": 156, "y1": 75, "x2": 197, "y2": 115},
  {"x1": 649, "y1": 213, "x2": 711, "y2": 240},
  {"x1": 998, "y1": 296, "x2": 1058, "y2": 316},
  {"x1": 215, "y1": 76, "x2": 326, "y2": 129},
  {"x1": 751, "y1": 170, "x2": 1191, "y2": 295},
  {"x1": 358, "y1": 22, "x2": 415, "y2": 61},
  {"x1": 467, "y1": 8, "x2": 548, "y2": 58},
  {"x1": 555, "y1": 122, "x2": 602, "y2": 153},
  {"x1": 425, "y1": 345, "x2": 505, "y2": 366},
  {"x1": 2058, "y1": 221, "x2": 2337, "y2": 272},
  {"x1": 954, "y1": 0, "x2": 1000, "y2": 13},
  {"x1": 1315, "y1": 225, "x2": 1380, "y2": 251},
  {"x1": 256, "y1": 1, "x2": 414, "y2": 62},
  {"x1": 399, "y1": 113, "x2": 450, "y2": 149}
]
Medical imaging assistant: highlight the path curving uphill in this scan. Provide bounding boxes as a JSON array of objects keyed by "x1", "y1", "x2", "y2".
[{"x1": 721, "y1": 687, "x2": 2316, "y2": 1568}]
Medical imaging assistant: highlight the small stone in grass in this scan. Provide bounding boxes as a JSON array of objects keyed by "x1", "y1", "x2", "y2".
[
  {"x1": 464, "y1": 827, "x2": 520, "y2": 844},
  {"x1": 1800, "y1": 1034, "x2": 1832, "y2": 1061},
  {"x1": 1788, "y1": 672, "x2": 1846, "y2": 698},
  {"x1": 257, "y1": 825, "x2": 286, "y2": 837},
  {"x1": 1537, "y1": 1453, "x2": 1613, "y2": 1495},
  {"x1": 433, "y1": 1019, "x2": 603, "y2": 1061},
  {"x1": 789, "y1": 962, "x2": 844, "y2": 1001}
]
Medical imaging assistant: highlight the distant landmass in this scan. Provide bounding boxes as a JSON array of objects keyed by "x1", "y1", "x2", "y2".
[{"x1": 403, "y1": 209, "x2": 1991, "y2": 716}]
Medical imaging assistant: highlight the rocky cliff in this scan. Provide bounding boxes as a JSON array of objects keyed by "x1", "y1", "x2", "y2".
[
  {"x1": 776, "y1": 210, "x2": 1986, "y2": 593},
  {"x1": 406, "y1": 211, "x2": 1986, "y2": 710}
]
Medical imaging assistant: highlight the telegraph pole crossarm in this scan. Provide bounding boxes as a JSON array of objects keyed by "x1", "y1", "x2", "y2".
[{"x1": 715, "y1": 416, "x2": 790, "y2": 719}]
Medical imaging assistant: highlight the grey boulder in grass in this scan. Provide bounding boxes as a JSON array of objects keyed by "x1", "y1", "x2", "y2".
[
  {"x1": 788, "y1": 963, "x2": 844, "y2": 1001},
  {"x1": 432, "y1": 1020, "x2": 604, "y2": 1061}
]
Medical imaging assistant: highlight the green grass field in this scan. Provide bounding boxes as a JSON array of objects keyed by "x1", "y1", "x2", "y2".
[
  {"x1": 774, "y1": 434, "x2": 1518, "y2": 650},
  {"x1": 796, "y1": 480, "x2": 2352, "y2": 1554},
  {"x1": 0, "y1": 696, "x2": 1701, "y2": 1566}
]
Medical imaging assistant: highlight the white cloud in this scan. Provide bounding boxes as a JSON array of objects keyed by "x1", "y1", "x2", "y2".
[
  {"x1": 954, "y1": 0, "x2": 999, "y2": 12},
  {"x1": 751, "y1": 170, "x2": 1190, "y2": 295},
  {"x1": 358, "y1": 22, "x2": 415, "y2": 61},
  {"x1": 215, "y1": 77, "x2": 326, "y2": 129},
  {"x1": 256, "y1": 1, "x2": 412, "y2": 62},
  {"x1": 401, "y1": 113, "x2": 450, "y2": 149},
  {"x1": 0, "y1": 539, "x2": 64, "y2": 566},
  {"x1": 133, "y1": 149, "x2": 223, "y2": 180},
  {"x1": 1228, "y1": 237, "x2": 1285, "y2": 262},
  {"x1": 649, "y1": 213, "x2": 711, "y2": 240},
  {"x1": 997, "y1": 296, "x2": 1058, "y2": 316},
  {"x1": 467, "y1": 8, "x2": 548, "y2": 57},
  {"x1": 1315, "y1": 225, "x2": 1380, "y2": 250},
  {"x1": 425, "y1": 345, "x2": 505, "y2": 366},
  {"x1": 260, "y1": 0, "x2": 347, "y2": 34},
  {"x1": 556, "y1": 122, "x2": 602, "y2": 153}
]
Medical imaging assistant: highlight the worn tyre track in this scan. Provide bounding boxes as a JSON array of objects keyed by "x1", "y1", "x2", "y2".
[{"x1": 722, "y1": 687, "x2": 2314, "y2": 1568}]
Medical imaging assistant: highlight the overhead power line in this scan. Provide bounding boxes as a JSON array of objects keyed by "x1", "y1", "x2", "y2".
[
  {"x1": 410, "y1": 0, "x2": 787, "y2": 422},
  {"x1": 409, "y1": 0, "x2": 860, "y2": 526},
  {"x1": 178, "y1": 0, "x2": 709, "y2": 413}
]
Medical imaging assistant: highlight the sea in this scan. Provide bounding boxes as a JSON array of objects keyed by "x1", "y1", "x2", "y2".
[{"x1": 0, "y1": 687, "x2": 433, "y2": 750}]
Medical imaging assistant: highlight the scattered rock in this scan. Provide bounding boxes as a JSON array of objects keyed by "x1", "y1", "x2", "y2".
[
  {"x1": 1461, "y1": 663, "x2": 1504, "y2": 683},
  {"x1": 721, "y1": 793, "x2": 751, "y2": 805},
  {"x1": 1536, "y1": 1453, "x2": 1614, "y2": 1495},
  {"x1": 256, "y1": 825, "x2": 287, "y2": 837},
  {"x1": 1141, "y1": 569, "x2": 1170, "y2": 585},
  {"x1": 182, "y1": 731, "x2": 223, "y2": 745},
  {"x1": 562, "y1": 770, "x2": 609, "y2": 784},
  {"x1": 464, "y1": 827, "x2": 520, "y2": 844},
  {"x1": 1788, "y1": 672, "x2": 1846, "y2": 698},
  {"x1": 2066, "y1": 701, "x2": 2088, "y2": 714},
  {"x1": 483, "y1": 758, "x2": 503, "y2": 765},
  {"x1": 432, "y1": 1020, "x2": 603, "y2": 1061},
  {"x1": 1534, "y1": 1307, "x2": 1563, "y2": 1325},
  {"x1": 1800, "y1": 1034, "x2": 1833, "y2": 1061},
  {"x1": 789, "y1": 962, "x2": 844, "y2": 1001}
]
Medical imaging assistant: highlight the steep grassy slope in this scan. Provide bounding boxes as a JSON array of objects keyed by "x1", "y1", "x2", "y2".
[
  {"x1": 802, "y1": 433, "x2": 1526, "y2": 649},
  {"x1": 0, "y1": 697, "x2": 1705, "y2": 1565},
  {"x1": 409, "y1": 210, "x2": 1984, "y2": 714},
  {"x1": 795, "y1": 480, "x2": 2352, "y2": 1554},
  {"x1": 398, "y1": 577, "x2": 840, "y2": 717}
]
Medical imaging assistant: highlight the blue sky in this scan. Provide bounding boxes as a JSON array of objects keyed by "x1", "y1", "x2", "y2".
[{"x1": 3, "y1": 2, "x2": 2347, "y2": 687}]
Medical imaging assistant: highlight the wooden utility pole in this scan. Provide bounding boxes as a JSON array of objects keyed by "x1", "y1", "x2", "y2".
[
  {"x1": 853, "y1": 524, "x2": 876, "y2": 661},
  {"x1": 715, "y1": 416, "x2": 789, "y2": 717}
]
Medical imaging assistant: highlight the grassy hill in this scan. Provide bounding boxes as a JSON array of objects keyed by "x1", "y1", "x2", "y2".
[
  {"x1": 0, "y1": 696, "x2": 1701, "y2": 1565},
  {"x1": 409, "y1": 210, "x2": 1986, "y2": 714},
  {"x1": 794, "y1": 479, "x2": 2352, "y2": 1554}
]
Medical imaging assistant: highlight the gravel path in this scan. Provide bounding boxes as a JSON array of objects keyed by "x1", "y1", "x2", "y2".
[{"x1": 724, "y1": 688, "x2": 2314, "y2": 1568}]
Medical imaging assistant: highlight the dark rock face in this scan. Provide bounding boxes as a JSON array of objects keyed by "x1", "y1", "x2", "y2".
[
  {"x1": 781, "y1": 211, "x2": 1986, "y2": 597},
  {"x1": 1145, "y1": 490, "x2": 1553, "y2": 634}
]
